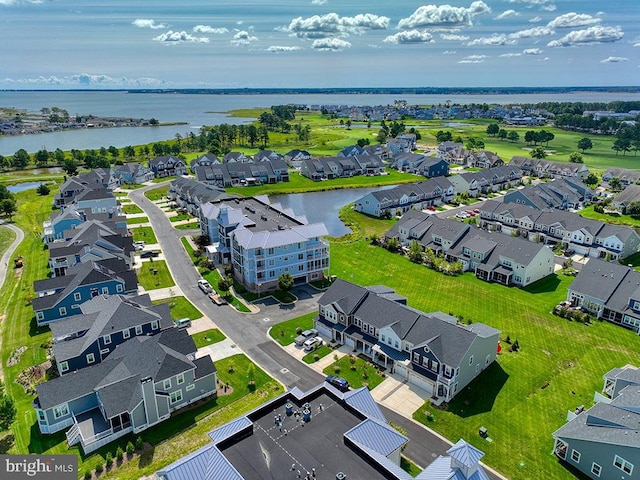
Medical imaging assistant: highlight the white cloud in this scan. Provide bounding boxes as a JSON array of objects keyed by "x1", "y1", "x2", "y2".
[
  {"x1": 442, "y1": 50, "x2": 457, "y2": 55},
  {"x1": 467, "y1": 33, "x2": 514, "y2": 46},
  {"x1": 547, "y1": 13, "x2": 601, "y2": 29},
  {"x1": 541, "y1": 4, "x2": 556, "y2": 12},
  {"x1": 600, "y1": 56, "x2": 628, "y2": 63},
  {"x1": 398, "y1": 1, "x2": 490, "y2": 29},
  {"x1": 153, "y1": 31, "x2": 209, "y2": 43},
  {"x1": 384, "y1": 30, "x2": 434, "y2": 44},
  {"x1": 523, "y1": 48, "x2": 543, "y2": 55},
  {"x1": 267, "y1": 45, "x2": 302, "y2": 52},
  {"x1": 231, "y1": 30, "x2": 258, "y2": 46},
  {"x1": 132, "y1": 19, "x2": 167, "y2": 30},
  {"x1": 0, "y1": 0, "x2": 43, "y2": 5},
  {"x1": 458, "y1": 54, "x2": 487, "y2": 63},
  {"x1": 496, "y1": 10, "x2": 518, "y2": 20},
  {"x1": 635, "y1": 42, "x2": 640, "y2": 47},
  {"x1": 548, "y1": 25, "x2": 624, "y2": 47},
  {"x1": 440, "y1": 34, "x2": 470, "y2": 41},
  {"x1": 500, "y1": 52, "x2": 521, "y2": 57},
  {"x1": 311, "y1": 38, "x2": 351, "y2": 51},
  {"x1": 311, "y1": 0, "x2": 327, "y2": 4},
  {"x1": 3, "y1": 73, "x2": 165, "y2": 87},
  {"x1": 193, "y1": 25, "x2": 228, "y2": 34},
  {"x1": 529, "y1": 16, "x2": 542, "y2": 23},
  {"x1": 509, "y1": 0, "x2": 553, "y2": 5},
  {"x1": 509, "y1": 26, "x2": 554, "y2": 39},
  {"x1": 286, "y1": 12, "x2": 389, "y2": 39}
]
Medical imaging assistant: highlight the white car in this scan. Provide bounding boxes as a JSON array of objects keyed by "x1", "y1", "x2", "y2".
[
  {"x1": 303, "y1": 336, "x2": 323, "y2": 352},
  {"x1": 197, "y1": 279, "x2": 213, "y2": 294}
]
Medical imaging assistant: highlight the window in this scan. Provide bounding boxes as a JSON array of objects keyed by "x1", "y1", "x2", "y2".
[
  {"x1": 413, "y1": 353, "x2": 420, "y2": 363},
  {"x1": 151, "y1": 320, "x2": 158, "y2": 330},
  {"x1": 102, "y1": 287, "x2": 109, "y2": 294},
  {"x1": 123, "y1": 329, "x2": 130, "y2": 339},
  {"x1": 469, "y1": 355, "x2": 474, "y2": 366},
  {"x1": 116, "y1": 284, "x2": 123, "y2": 293},
  {"x1": 38, "y1": 410, "x2": 45, "y2": 421},
  {"x1": 59, "y1": 307, "x2": 67, "y2": 316},
  {"x1": 53, "y1": 404, "x2": 69, "y2": 419},
  {"x1": 86, "y1": 353, "x2": 95, "y2": 364},
  {"x1": 36, "y1": 311, "x2": 44, "y2": 321},
  {"x1": 71, "y1": 304, "x2": 80, "y2": 309},
  {"x1": 486, "y1": 354, "x2": 491, "y2": 366},
  {"x1": 59, "y1": 361, "x2": 69, "y2": 373},
  {"x1": 135, "y1": 325, "x2": 143, "y2": 335},
  {"x1": 170, "y1": 390, "x2": 183, "y2": 404},
  {"x1": 591, "y1": 463, "x2": 601, "y2": 477},
  {"x1": 74, "y1": 292, "x2": 81, "y2": 301},
  {"x1": 100, "y1": 349, "x2": 110, "y2": 355},
  {"x1": 103, "y1": 334, "x2": 111, "y2": 345},
  {"x1": 614, "y1": 455, "x2": 633, "y2": 475},
  {"x1": 177, "y1": 373, "x2": 184, "y2": 385},
  {"x1": 163, "y1": 379, "x2": 171, "y2": 390},
  {"x1": 571, "y1": 450, "x2": 580, "y2": 463},
  {"x1": 298, "y1": 254, "x2": 304, "y2": 260},
  {"x1": 186, "y1": 384, "x2": 195, "y2": 392}
]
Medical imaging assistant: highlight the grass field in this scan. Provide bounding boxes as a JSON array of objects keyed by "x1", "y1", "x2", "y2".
[
  {"x1": 174, "y1": 221, "x2": 200, "y2": 230},
  {"x1": 180, "y1": 236, "x2": 199, "y2": 263},
  {"x1": 322, "y1": 355, "x2": 386, "y2": 391},
  {"x1": 0, "y1": 225, "x2": 16, "y2": 257},
  {"x1": 579, "y1": 204, "x2": 640, "y2": 228},
  {"x1": 126, "y1": 216, "x2": 149, "y2": 225},
  {"x1": 191, "y1": 328, "x2": 226, "y2": 349},
  {"x1": 268, "y1": 312, "x2": 316, "y2": 346},
  {"x1": 131, "y1": 226, "x2": 157, "y2": 244},
  {"x1": 136, "y1": 260, "x2": 175, "y2": 290},
  {"x1": 121, "y1": 204, "x2": 144, "y2": 215},
  {"x1": 302, "y1": 345, "x2": 332, "y2": 364},
  {"x1": 144, "y1": 185, "x2": 169, "y2": 201},
  {"x1": 152, "y1": 295, "x2": 202, "y2": 321}
]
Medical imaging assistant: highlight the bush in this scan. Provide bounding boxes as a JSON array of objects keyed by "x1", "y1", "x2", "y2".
[
  {"x1": 95, "y1": 462, "x2": 103, "y2": 474},
  {"x1": 126, "y1": 441, "x2": 135, "y2": 455},
  {"x1": 295, "y1": 327, "x2": 302, "y2": 335},
  {"x1": 135, "y1": 436, "x2": 144, "y2": 450},
  {"x1": 84, "y1": 471, "x2": 92, "y2": 480},
  {"x1": 116, "y1": 446, "x2": 124, "y2": 461},
  {"x1": 105, "y1": 452, "x2": 113, "y2": 469}
]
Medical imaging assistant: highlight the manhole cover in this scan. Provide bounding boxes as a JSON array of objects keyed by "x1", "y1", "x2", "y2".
[
  {"x1": 280, "y1": 368, "x2": 289, "y2": 374},
  {"x1": 263, "y1": 317, "x2": 270, "y2": 322}
]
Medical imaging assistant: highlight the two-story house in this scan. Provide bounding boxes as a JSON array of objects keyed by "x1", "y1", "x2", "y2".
[
  {"x1": 315, "y1": 279, "x2": 500, "y2": 404},
  {"x1": 33, "y1": 258, "x2": 138, "y2": 326},
  {"x1": 113, "y1": 162, "x2": 155, "y2": 184},
  {"x1": 149, "y1": 155, "x2": 187, "y2": 178},
  {"x1": 42, "y1": 205, "x2": 127, "y2": 244},
  {"x1": 34, "y1": 328, "x2": 217, "y2": 454}
]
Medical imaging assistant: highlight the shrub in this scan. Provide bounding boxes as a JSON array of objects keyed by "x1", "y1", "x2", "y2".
[
  {"x1": 116, "y1": 446, "x2": 124, "y2": 461},
  {"x1": 295, "y1": 327, "x2": 303, "y2": 335},
  {"x1": 105, "y1": 452, "x2": 113, "y2": 469},
  {"x1": 135, "y1": 436, "x2": 144, "y2": 450},
  {"x1": 314, "y1": 353, "x2": 319, "y2": 362},
  {"x1": 126, "y1": 441, "x2": 135, "y2": 455},
  {"x1": 84, "y1": 471, "x2": 92, "y2": 480},
  {"x1": 95, "y1": 462, "x2": 103, "y2": 474}
]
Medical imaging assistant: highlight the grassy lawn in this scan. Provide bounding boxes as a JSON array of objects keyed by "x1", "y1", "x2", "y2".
[
  {"x1": 302, "y1": 345, "x2": 332, "y2": 364},
  {"x1": 122, "y1": 204, "x2": 144, "y2": 214},
  {"x1": 201, "y1": 269, "x2": 251, "y2": 313},
  {"x1": 174, "y1": 221, "x2": 200, "y2": 230},
  {"x1": 169, "y1": 212, "x2": 194, "y2": 222},
  {"x1": 191, "y1": 329, "x2": 226, "y2": 349},
  {"x1": 579, "y1": 204, "x2": 640, "y2": 228},
  {"x1": 181, "y1": 236, "x2": 199, "y2": 263},
  {"x1": 0, "y1": 225, "x2": 16, "y2": 256},
  {"x1": 126, "y1": 216, "x2": 149, "y2": 225},
  {"x1": 152, "y1": 295, "x2": 202, "y2": 320},
  {"x1": 131, "y1": 226, "x2": 158, "y2": 244},
  {"x1": 137, "y1": 260, "x2": 175, "y2": 290},
  {"x1": 322, "y1": 355, "x2": 386, "y2": 390},
  {"x1": 269, "y1": 312, "x2": 316, "y2": 346},
  {"x1": 144, "y1": 185, "x2": 169, "y2": 201}
]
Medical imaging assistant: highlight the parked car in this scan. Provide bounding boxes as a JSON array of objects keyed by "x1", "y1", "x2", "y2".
[
  {"x1": 426, "y1": 205, "x2": 436, "y2": 211},
  {"x1": 140, "y1": 250, "x2": 160, "y2": 258},
  {"x1": 303, "y1": 336, "x2": 323, "y2": 352},
  {"x1": 294, "y1": 328, "x2": 319, "y2": 346},
  {"x1": 175, "y1": 318, "x2": 191, "y2": 329},
  {"x1": 325, "y1": 375, "x2": 350, "y2": 392},
  {"x1": 198, "y1": 279, "x2": 213, "y2": 294}
]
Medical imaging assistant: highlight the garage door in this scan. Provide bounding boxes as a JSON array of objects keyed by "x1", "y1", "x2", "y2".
[
  {"x1": 315, "y1": 323, "x2": 333, "y2": 339},
  {"x1": 408, "y1": 372, "x2": 434, "y2": 395},
  {"x1": 394, "y1": 362, "x2": 408, "y2": 379}
]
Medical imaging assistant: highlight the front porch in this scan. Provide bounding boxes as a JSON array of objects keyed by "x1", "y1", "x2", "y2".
[{"x1": 67, "y1": 408, "x2": 132, "y2": 454}]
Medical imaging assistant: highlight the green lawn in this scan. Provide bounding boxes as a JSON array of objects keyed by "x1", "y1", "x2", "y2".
[
  {"x1": 122, "y1": 204, "x2": 144, "y2": 214},
  {"x1": 152, "y1": 295, "x2": 202, "y2": 320},
  {"x1": 192, "y1": 329, "x2": 226, "y2": 349},
  {"x1": 201, "y1": 269, "x2": 251, "y2": 313},
  {"x1": 137, "y1": 260, "x2": 175, "y2": 290},
  {"x1": 579, "y1": 204, "x2": 640, "y2": 228},
  {"x1": 126, "y1": 216, "x2": 149, "y2": 225},
  {"x1": 0, "y1": 225, "x2": 16, "y2": 257},
  {"x1": 181, "y1": 236, "x2": 199, "y2": 263},
  {"x1": 144, "y1": 185, "x2": 170, "y2": 201},
  {"x1": 132, "y1": 226, "x2": 158, "y2": 244},
  {"x1": 268, "y1": 312, "x2": 316, "y2": 346},
  {"x1": 302, "y1": 345, "x2": 332, "y2": 364},
  {"x1": 169, "y1": 212, "x2": 194, "y2": 222},
  {"x1": 322, "y1": 355, "x2": 386, "y2": 390},
  {"x1": 174, "y1": 221, "x2": 200, "y2": 230}
]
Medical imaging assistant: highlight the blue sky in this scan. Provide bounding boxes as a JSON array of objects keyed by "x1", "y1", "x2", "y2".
[{"x1": 1, "y1": 0, "x2": 638, "y2": 89}]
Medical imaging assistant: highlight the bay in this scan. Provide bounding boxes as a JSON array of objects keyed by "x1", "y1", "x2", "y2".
[{"x1": 1, "y1": 90, "x2": 637, "y2": 156}]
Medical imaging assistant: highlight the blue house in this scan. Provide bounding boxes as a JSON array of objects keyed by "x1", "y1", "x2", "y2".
[
  {"x1": 42, "y1": 205, "x2": 127, "y2": 244},
  {"x1": 50, "y1": 293, "x2": 174, "y2": 375},
  {"x1": 33, "y1": 258, "x2": 138, "y2": 326}
]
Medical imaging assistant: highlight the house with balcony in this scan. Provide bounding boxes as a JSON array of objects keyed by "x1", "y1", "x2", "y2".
[
  {"x1": 189, "y1": 154, "x2": 221, "y2": 173},
  {"x1": 42, "y1": 205, "x2": 127, "y2": 244},
  {"x1": 54, "y1": 176, "x2": 99, "y2": 209},
  {"x1": 284, "y1": 149, "x2": 311, "y2": 168},
  {"x1": 33, "y1": 258, "x2": 138, "y2": 326},
  {"x1": 567, "y1": 258, "x2": 640, "y2": 332},
  {"x1": 200, "y1": 196, "x2": 329, "y2": 292},
  {"x1": 448, "y1": 166, "x2": 523, "y2": 198},
  {"x1": 169, "y1": 177, "x2": 236, "y2": 216},
  {"x1": 552, "y1": 365, "x2": 640, "y2": 479},
  {"x1": 509, "y1": 156, "x2": 590, "y2": 179},
  {"x1": 473, "y1": 151, "x2": 504, "y2": 169},
  {"x1": 392, "y1": 153, "x2": 450, "y2": 178},
  {"x1": 47, "y1": 220, "x2": 134, "y2": 277},
  {"x1": 113, "y1": 162, "x2": 154, "y2": 184},
  {"x1": 602, "y1": 167, "x2": 640, "y2": 188},
  {"x1": 315, "y1": 279, "x2": 500, "y2": 404},
  {"x1": 34, "y1": 327, "x2": 217, "y2": 454},
  {"x1": 149, "y1": 155, "x2": 187, "y2": 178},
  {"x1": 50, "y1": 293, "x2": 174, "y2": 375}
]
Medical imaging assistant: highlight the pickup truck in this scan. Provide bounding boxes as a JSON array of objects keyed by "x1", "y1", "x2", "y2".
[
  {"x1": 198, "y1": 279, "x2": 213, "y2": 294},
  {"x1": 209, "y1": 292, "x2": 228, "y2": 305},
  {"x1": 294, "y1": 328, "x2": 319, "y2": 346}
]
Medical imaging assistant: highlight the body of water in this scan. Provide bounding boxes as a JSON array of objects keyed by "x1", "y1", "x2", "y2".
[
  {"x1": 1, "y1": 90, "x2": 638, "y2": 155},
  {"x1": 7, "y1": 181, "x2": 47, "y2": 193},
  {"x1": 270, "y1": 185, "x2": 395, "y2": 237}
]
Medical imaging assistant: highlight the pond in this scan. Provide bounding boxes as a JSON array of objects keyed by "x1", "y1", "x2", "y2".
[
  {"x1": 270, "y1": 185, "x2": 396, "y2": 237},
  {"x1": 7, "y1": 181, "x2": 47, "y2": 193}
]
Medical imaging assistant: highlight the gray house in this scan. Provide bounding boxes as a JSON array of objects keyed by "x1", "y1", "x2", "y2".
[{"x1": 553, "y1": 365, "x2": 640, "y2": 479}]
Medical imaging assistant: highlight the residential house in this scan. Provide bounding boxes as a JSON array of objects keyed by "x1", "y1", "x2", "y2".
[
  {"x1": 71, "y1": 187, "x2": 121, "y2": 215},
  {"x1": 387, "y1": 137, "x2": 414, "y2": 156},
  {"x1": 47, "y1": 220, "x2": 134, "y2": 276},
  {"x1": 503, "y1": 178, "x2": 594, "y2": 211},
  {"x1": 50, "y1": 293, "x2": 173, "y2": 375},
  {"x1": 200, "y1": 196, "x2": 329, "y2": 292},
  {"x1": 480, "y1": 199, "x2": 640, "y2": 261},
  {"x1": 284, "y1": 149, "x2": 311, "y2": 168},
  {"x1": 387, "y1": 210, "x2": 555, "y2": 287},
  {"x1": 473, "y1": 150, "x2": 504, "y2": 169},
  {"x1": 354, "y1": 178, "x2": 455, "y2": 217},
  {"x1": 315, "y1": 279, "x2": 500, "y2": 403},
  {"x1": 253, "y1": 150, "x2": 284, "y2": 162},
  {"x1": 299, "y1": 155, "x2": 384, "y2": 181},
  {"x1": 79, "y1": 168, "x2": 120, "y2": 191},
  {"x1": 612, "y1": 184, "x2": 640, "y2": 213},
  {"x1": 113, "y1": 162, "x2": 154, "y2": 184},
  {"x1": 338, "y1": 145, "x2": 367, "y2": 157},
  {"x1": 552, "y1": 365, "x2": 640, "y2": 479},
  {"x1": 363, "y1": 144, "x2": 391, "y2": 159},
  {"x1": 189, "y1": 154, "x2": 220, "y2": 173},
  {"x1": 509, "y1": 156, "x2": 590, "y2": 180},
  {"x1": 42, "y1": 205, "x2": 127, "y2": 244},
  {"x1": 194, "y1": 158, "x2": 289, "y2": 187},
  {"x1": 448, "y1": 166, "x2": 523, "y2": 198},
  {"x1": 54, "y1": 176, "x2": 99, "y2": 209},
  {"x1": 149, "y1": 155, "x2": 187, "y2": 178},
  {"x1": 168, "y1": 177, "x2": 237, "y2": 216},
  {"x1": 602, "y1": 167, "x2": 640, "y2": 187},
  {"x1": 34, "y1": 328, "x2": 217, "y2": 454},
  {"x1": 33, "y1": 258, "x2": 138, "y2": 326},
  {"x1": 223, "y1": 152, "x2": 252, "y2": 163},
  {"x1": 567, "y1": 258, "x2": 640, "y2": 332},
  {"x1": 392, "y1": 153, "x2": 450, "y2": 178}
]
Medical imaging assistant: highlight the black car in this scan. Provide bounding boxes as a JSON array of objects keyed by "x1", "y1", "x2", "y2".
[
  {"x1": 325, "y1": 375, "x2": 349, "y2": 392},
  {"x1": 140, "y1": 250, "x2": 160, "y2": 258}
]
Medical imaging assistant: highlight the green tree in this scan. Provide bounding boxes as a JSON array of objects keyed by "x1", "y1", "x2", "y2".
[
  {"x1": 408, "y1": 240, "x2": 423, "y2": 263},
  {"x1": 498, "y1": 129, "x2": 507, "y2": 140},
  {"x1": 12, "y1": 148, "x2": 30, "y2": 169},
  {"x1": 609, "y1": 177, "x2": 622, "y2": 191},
  {"x1": 124, "y1": 145, "x2": 136, "y2": 158},
  {"x1": 108, "y1": 146, "x2": 120, "y2": 159},
  {"x1": 36, "y1": 183, "x2": 50, "y2": 196},
  {"x1": 584, "y1": 173, "x2": 599, "y2": 187},
  {"x1": 486, "y1": 123, "x2": 499, "y2": 137},
  {"x1": 0, "y1": 389, "x2": 17, "y2": 430},
  {"x1": 376, "y1": 129, "x2": 388, "y2": 144},
  {"x1": 0, "y1": 198, "x2": 17, "y2": 220},
  {"x1": 568, "y1": 152, "x2": 583, "y2": 163},
  {"x1": 465, "y1": 137, "x2": 484, "y2": 151},
  {"x1": 63, "y1": 158, "x2": 78, "y2": 176},
  {"x1": 54, "y1": 148, "x2": 65, "y2": 164},
  {"x1": 278, "y1": 272, "x2": 294, "y2": 291},
  {"x1": 435, "y1": 130, "x2": 452, "y2": 143},
  {"x1": 626, "y1": 201, "x2": 640, "y2": 216},
  {"x1": 0, "y1": 155, "x2": 9, "y2": 171},
  {"x1": 612, "y1": 138, "x2": 631, "y2": 156},
  {"x1": 217, "y1": 275, "x2": 232, "y2": 293},
  {"x1": 345, "y1": 119, "x2": 352, "y2": 130},
  {"x1": 530, "y1": 146, "x2": 546, "y2": 159},
  {"x1": 507, "y1": 130, "x2": 519, "y2": 143},
  {"x1": 34, "y1": 149, "x2": 50, "y2": 166},
  {"x1": 577, "y1": 137, "x2": 593, "y2": 153}
]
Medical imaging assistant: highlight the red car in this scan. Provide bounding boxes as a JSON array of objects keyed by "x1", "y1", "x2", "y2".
[{"x1": 426, "y1": 205, "x2": 436, "y2": 211}]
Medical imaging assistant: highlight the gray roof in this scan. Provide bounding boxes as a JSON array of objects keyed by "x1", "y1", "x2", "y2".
[{"x1": 568, "y1": 258, "x2": 634, "y2": 303}]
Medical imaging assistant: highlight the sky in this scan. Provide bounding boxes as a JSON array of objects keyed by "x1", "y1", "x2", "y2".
[{"x1": 1, "y1": 0, "x2": 639, "y2": 89}]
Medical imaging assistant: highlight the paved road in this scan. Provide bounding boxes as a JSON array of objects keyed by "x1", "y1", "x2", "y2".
[
  {"x1": 0, "y1": 220, "x2": 24, "y2": 288},
  {"x1": 128, "y1": 184, "x2": 503, "y2": 478}
]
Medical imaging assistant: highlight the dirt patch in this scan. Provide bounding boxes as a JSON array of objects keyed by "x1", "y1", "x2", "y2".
[
  {"x1": 217, "y1": 382, "x2": 234, "y2": 397},
  {"x1": 7, "y1": 346, "x2": 27, "y2": 367},
  {"x1": 15, "y1": 360, "x2": 51, "y2": 395},
  {"x1": 542, "y1": 350, "x2": 552, "y2": 356}
]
